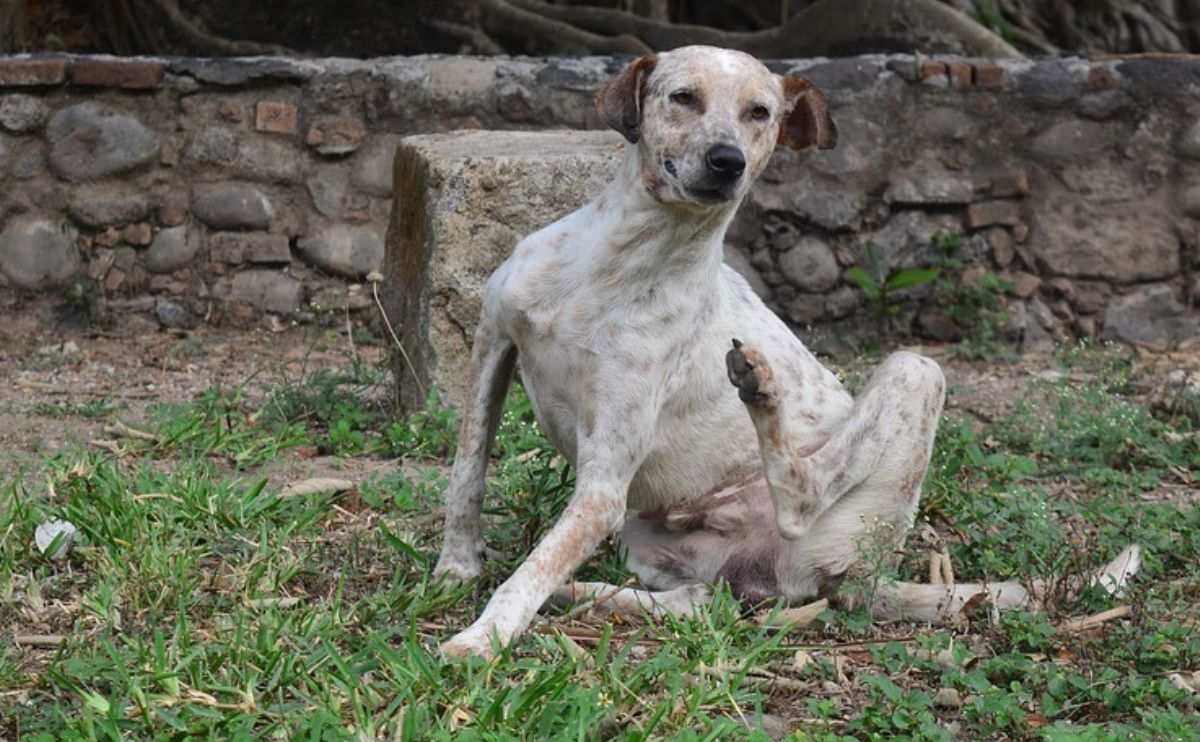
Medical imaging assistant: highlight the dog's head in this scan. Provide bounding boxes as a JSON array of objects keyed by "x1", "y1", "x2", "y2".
[{"x1": 597, "y1": 45, "x2": 837, "y2": 209}]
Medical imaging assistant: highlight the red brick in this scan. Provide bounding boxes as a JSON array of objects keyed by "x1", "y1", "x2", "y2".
[
  {"x1": 947, "y1": 61, "x2": 972, "y2": 88},
  {"x1": 973, "y1": 64, "x2": 1005, "y2": 89},
  {"x1": 0, "y1": 57, "x2": 68, "y2": 87},
  {"x1": 967, "y1": 200, "x2": 1022, "y2": 229},
  {"x1": 919, "y1": 60, "x2": 947, "y2": 81},
  {"x1": 217, "y1": 100, "x2": 244, "y2": 123},
  {"x1": 305, "y1": 116, "x2": 365, "y2": 155},
  {"x1": 72, "y1": 58, "x2": 165, "y2": 89},
  {"x1": 254, "y1": 101, "x2": 297, "y2": 134}
]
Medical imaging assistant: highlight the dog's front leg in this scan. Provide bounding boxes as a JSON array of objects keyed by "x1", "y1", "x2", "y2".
[
  {"x1": 440, "y1": 474, "x2": 626, "y2": 658},
  {"x1": 433, "y1": 317, "x2": 517, "y2": 581},
  {"x1": 441, "y1": 413, "x2": 652, "y2": 658}
]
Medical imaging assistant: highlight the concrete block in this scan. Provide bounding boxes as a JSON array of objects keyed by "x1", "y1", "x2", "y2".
[{"x1": 381, "y1": 129, "x2": 624, "y2": 413}]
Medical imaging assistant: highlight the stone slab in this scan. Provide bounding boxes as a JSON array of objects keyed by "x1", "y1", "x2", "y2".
[{"x1": 382, "y1": 129, "x2": 624, "y2": 413}]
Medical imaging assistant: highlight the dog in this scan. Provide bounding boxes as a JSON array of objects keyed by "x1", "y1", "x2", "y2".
[{"x1": 432, "y1": 46, "x2": 1140, "y2": 658}]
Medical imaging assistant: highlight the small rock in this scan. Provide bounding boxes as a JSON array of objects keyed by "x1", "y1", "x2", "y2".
[
  {"x1": 155, "y1": 297, "x2": 195, "y2": 329},
  {"x1": 723, "y1": 244, "x2": 771, "y2": 299},
  {"x1": 989, "y1": 173, "x2": 1029, "y2": 198},
  {"x1": 933, "y1": 687, "x2": 963, "y2": 709},
  {"x1": 306, "y1": 173, "x2": 349, "y2": 219},
  {"x1": 47, "y1": 103, "x2": 160, "y2": 181},
  {"x1": 915, "y1": 304, "x2": 960, "y2": 341},
  {"x1": 967, "y1": 200, "x2": 1022, "y2": 229},
  {"x1": 305, "y1": 116, "x2": 365, "y2": 156},
  {"x1": 186, "y1": 127, "x2": 303, "y2": 184},
  {"x1": 296, "y1": 224, "x2": 383, "y2": 278},
  {"x1": 787, "y1": 294, "x2": 824, "y2": 324},
  {"x1": 228, "y1": 269, "x2": 304, "y2": 314},
  {"x1": 216, "y1": 100, "x2": 244, "y2": 123},
  {"x1": 986, "y1": 227, "x2": 1015, "y2": 267},
  {"x1": 1010, "y1": 271, "x2": 1041, "y2": 299},
  {"x1": 779, "y1": 236, "x2": 840, "y2": 292},
  {"x1": 66, "y1": 191, "x2": 150, "y2": 229},
  {"x1": 209, "y1": 232, "x2": 291, "y2": 264},
  {"x1": 192, "y1": 185, "x2": 273, "y2": 231},
  {"x1": 960, "y1": 265, "x2": 987, "y2": 290},
  {"x1": 124, "y1": 222, "x2": 153, "y2": 246},
  {"x1": 1103, "y1": 284, "x2": 1200, "y2": 344},
  {"x1": 351, "y1": 136, "x2": 401, "y2": 196},
  {"x1": 158, "y1": 193, "x2": 188, "y2": 227},
  {"x1": 1028, "y1": 120, "x2": 1114, "y2": 160},
  {"x1": 144, "y1": 226, "x2": 200, "y2": 274},
  {"x1": 823, "y1": 286, "x2": 861, "y2": 320},
  {"x1": 885, "y1": 165, "x2": 973, "y2": 205},
  {"x1": 0, "y1": 94, "x2": 49, "y2": 132},
  {"x1": 308, "y1": 285, "x2": 372, "y2": 312},
  {"x1": 0, "y1": 216, "x2": 80, "y2": 288}
]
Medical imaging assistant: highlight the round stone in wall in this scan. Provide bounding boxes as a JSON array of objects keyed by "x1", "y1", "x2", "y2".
[
  {"x1": 47, "y1": 103, "x2": 160, "y2": 181},
  {"x1": 0, "y1": 94, "x2": 48, "y2": 133},
  {"x1": 144, "y1": 226, "x2": 200, "y2": 274},
  {"x1": 67, "y1": 191, "x2": 150, "y2": 229},
  {"x1": 0, "y1": 216, "x2": 80, "y2": 289},
  {"x1": 297, "y1": 224, "x2": 383, "y2": 278},
  {"x1": 778, "y1": 236, "x2": 840, "y2": 293},
  {"x1": 192, "y1": 184, "x2": 273, "y2": 231}
]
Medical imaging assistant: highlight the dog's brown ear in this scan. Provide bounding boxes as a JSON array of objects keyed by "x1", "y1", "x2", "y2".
[
  {"x1": 596, "y1": 55, "x2": 658, "y2": 144},
  {"x1": 778, "y1": 75, "x2": 837, "y2": 151}
]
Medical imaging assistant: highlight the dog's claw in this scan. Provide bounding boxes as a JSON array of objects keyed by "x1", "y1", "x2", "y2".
[{"x1": 726, "y1": 338, "x2": 769, "y2": 404}]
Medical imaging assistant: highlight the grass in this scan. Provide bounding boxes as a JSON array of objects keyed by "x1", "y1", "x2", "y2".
[{"x1": 1, "y1": 340, "x2": 1198, "y2": 739}]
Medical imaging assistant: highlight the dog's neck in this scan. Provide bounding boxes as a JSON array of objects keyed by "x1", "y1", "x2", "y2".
[{"x1": 583, "y1": 147, "x2": 740, "y2": 291}]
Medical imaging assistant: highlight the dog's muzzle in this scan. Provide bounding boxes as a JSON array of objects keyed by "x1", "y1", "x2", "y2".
[{"x1": 705, "y1": 144, "x2": 746, "y2": 183}]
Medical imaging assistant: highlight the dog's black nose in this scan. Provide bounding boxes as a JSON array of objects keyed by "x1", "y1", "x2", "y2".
[{"x1": 705, "y1": 144, "x2": 746, "y2": 181}]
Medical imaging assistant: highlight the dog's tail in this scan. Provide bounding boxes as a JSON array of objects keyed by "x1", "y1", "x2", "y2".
[{"x1": 861, "y1": 544, "x2": 1142, "y2": 623}]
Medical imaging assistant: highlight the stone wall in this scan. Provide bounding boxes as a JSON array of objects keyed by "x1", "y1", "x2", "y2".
[{"x1": 0, "y1": 52, "x2": 1196, "y2": 345}]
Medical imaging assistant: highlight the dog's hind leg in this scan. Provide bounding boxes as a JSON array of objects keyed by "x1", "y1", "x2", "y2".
[{"x1": 726, "y1": 342, "x2": 947, "y2": 607}]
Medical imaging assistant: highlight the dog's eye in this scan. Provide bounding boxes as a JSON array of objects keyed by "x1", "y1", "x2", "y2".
[
  {"x1": 749, "y1": 105, "x2": 770, "y2": 121},
  {"x1": 670, "y1": 90, "x2": 694, "y2": 106}
]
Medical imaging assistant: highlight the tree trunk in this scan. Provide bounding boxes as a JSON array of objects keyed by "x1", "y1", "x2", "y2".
[{"x1": 0, "y1": 0, "x2": 25, "y2": 53}]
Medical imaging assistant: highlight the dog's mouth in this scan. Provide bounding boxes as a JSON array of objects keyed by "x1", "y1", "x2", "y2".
[{"x1": 684, "y1": 186, "x2": 734, "y2": 204}]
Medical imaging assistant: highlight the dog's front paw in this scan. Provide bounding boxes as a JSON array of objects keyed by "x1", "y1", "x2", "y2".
[
  {"x1": 725, "y1": 339, "x2": 775, "y2": 405},
  {"x1": 439, "y1": 622, "x2": 506, "y2": 661}
]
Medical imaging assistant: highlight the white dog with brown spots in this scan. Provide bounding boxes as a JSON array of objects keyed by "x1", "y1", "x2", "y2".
[{"x1": 433, "y1": 46, "x2": 1140, "y2": 658}]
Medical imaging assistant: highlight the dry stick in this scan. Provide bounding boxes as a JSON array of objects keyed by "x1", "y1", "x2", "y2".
[
  {"x1": 370, "y1": 275, "x2": 426, "y2": 400},
  {"x1": 104, "y1": 420, "x2": 160, "y2": 442},
  {"x1": 1058, "y1": 604, "x2": 1131, "y2": 632},
  {"x1": 14, "y1": 634, "x2": 66, "y2": 647},
  {"x1": 245, "y1": 597, "x2": 303, "y2": 609}
]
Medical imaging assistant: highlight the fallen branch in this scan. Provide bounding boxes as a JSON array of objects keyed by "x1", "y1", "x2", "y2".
[{"x1": 1058, "y1": 604, "x2": 1131, "y2": 632}]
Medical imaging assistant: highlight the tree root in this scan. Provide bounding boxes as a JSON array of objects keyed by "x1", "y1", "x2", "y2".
[{"x1": 505, "y1": 0, "x2": 1025, "y2": 57}]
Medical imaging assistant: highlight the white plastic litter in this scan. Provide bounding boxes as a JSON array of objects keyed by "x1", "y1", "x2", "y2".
[{"x1": 34, "y1": 519, "x2": 77, "y2": 559}]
